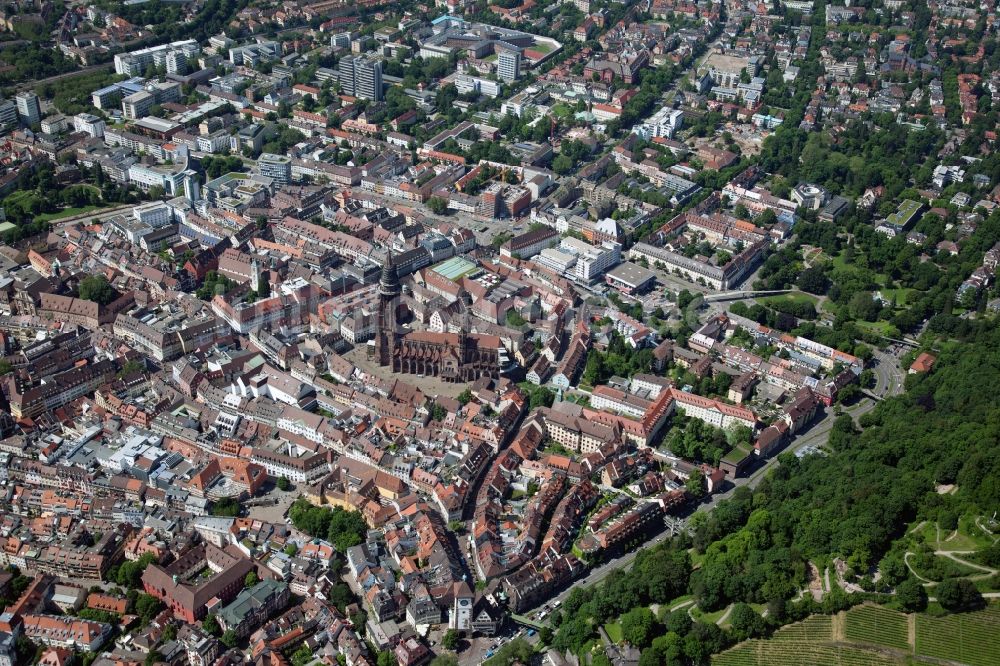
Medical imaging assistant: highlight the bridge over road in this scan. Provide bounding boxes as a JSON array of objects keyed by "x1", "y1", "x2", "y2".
[{"x1": 703, "y1": 289, "x2": 793, "y2": 302}]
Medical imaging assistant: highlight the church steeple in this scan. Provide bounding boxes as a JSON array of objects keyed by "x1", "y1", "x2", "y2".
[
  {"x1": 375, "y1": 250, "x2": 401, "y2": 367},
  {"x1": 379, "y1": 249, "x2": 401, "y2": 298},
  {"x1": 458, "y1": 290, "x2": 472, "y2": 352},
  {"x1": 250, "y1": 256, "x2": 261, "y2": 293}
]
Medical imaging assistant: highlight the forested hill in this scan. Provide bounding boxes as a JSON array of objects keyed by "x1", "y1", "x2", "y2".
[{"x1": 689, "y1": 329, "x2": 1000, "y2": 612}]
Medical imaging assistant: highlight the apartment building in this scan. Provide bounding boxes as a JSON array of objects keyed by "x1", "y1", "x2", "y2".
[
  {"x1": 8, "y1": 360, "x2": 117, "y2": 419},
  {"x1": 339, "y1": 55, "x2": 383, "y2": 101},
  {"x1": 538, "y1": 406, "x2": 620, "y2": 454},
  {"x1": 670, "y1": 389, "x2": 757, "y2": 431},
  {"x1": 22, "y1": 615, "x2": 112, "y2": 652}
]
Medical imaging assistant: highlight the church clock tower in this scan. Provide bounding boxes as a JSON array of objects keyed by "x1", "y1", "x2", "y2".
[{"x1": 375, "y1": 253, "x2": 401, "y2": 367}]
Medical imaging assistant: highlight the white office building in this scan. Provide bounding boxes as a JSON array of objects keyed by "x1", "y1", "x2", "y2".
[
  {"x1": 132, "y1": 201, "x2": 172, "y2": 228},
  {"x1": 497, "y1": 49, "x2": 522, "y2": 82},
  {"x1": 128, "y1": 163, "x2": 186, "y2": 196},
  {"x1": 15, "y1": 91, "x2": 41, "y2": 126},
  {"x1": 257, "y1": 153, "x2": 292, "y2": 184},
  {"x1": 633, "y1": 107, "x2": 684, "y2": 140},
  {"x1": 114, "y1": 39, "x2": 199, "y2": 76},
  {"x1": 73, "y1": 113, "x2": 106, "y2": 138}
]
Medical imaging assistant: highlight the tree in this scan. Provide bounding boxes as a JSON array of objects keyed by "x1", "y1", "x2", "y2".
[
  {"x1": 202, "y1": 614, "x2": 221, "y2": 636},
  {"x1": 664, "y1": 610, "x2": 692, "y2": 636},
  {"x1": 245, "y1": 571, "x2": 259, "y2": 588},
  {"x1": 619, "y1": 607, "x2": 658, "y2": 648},
  {"x1": 78, "y1": 275, "x2": 115, "y2": 305},
  {"x1": 277, "y1": 476, "x2": 291, "y2": 491},
  {"x1": 552, "y1": 154, "x2": 574, "y2": 175},
  {"x1": 220, "y1": 629, "x2": 238, "y2": 648},
  {"x1": 116, "y1": 553, "x2": 157, "y2": 588},
  {"x1": 291, "y1": 645, "x2": 313, "y2": 666},
  {"x1": 427, "y1": 196, "x2": 449, "y2": 215},
  {"x1": 686, "y1": 469, "x2": 706, "y2": 499},
  {"x1": 211, "y1": 497, "x2": 240, "y2": 517},
  {"x1": 134, "y1": 593, "x2": 163, "y2": 624},
  {"x1": 287, "y1": 499, "x2": 367, "y2": 551},
  {"x1": 377, "y1": 652, "x2": 396, "y2": 666},
  {"x1": 729, "y1": 603, "x2": 765, "y2": 640},
  {"x1": 797, "y1": 266, "x2": 830, "y2": 294},
  {"x1": 895, "y1": 578, "x2": 928, "y2": 612},
  {"x1": 936, "y1": 578, "x2": 983, "y2": 613},
  {"x1": 442, "y1": 628, "x2": 460, "y2": 650}
]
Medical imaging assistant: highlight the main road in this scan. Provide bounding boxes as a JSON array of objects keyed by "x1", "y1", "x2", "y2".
[{"x1": 15, "y1": 62, "x2": 114, "y2": 92}]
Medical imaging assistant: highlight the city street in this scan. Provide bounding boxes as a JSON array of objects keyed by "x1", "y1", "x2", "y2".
[{"x1": 869, "y1": 347, "x2": 908, "y2": 398}]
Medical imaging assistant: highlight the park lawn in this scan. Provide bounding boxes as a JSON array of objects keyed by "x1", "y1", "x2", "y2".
[
  {"x1": 829, "y1": 249, "x2": 861, "y2": 273},
  {"x1": 690, "y1": 605, "x2": 729, "y2": 624},
  {"x1": 880, "y1": 287, "x2": 915, "y2": 305},
  {"x1": 604, "y1": 621, "x2": 623, "y2": 643},
  {"x1": 914, "y1": 515, "x2": 996, "y2": 551},
  {"x1": 908, "y1": 553, "x2": 982, "y2": 581},
  {"x1": 855, "y1": 320, "x2": 899, "y2": 336},
  {"x1": 757, "y1": 292, "x2": 820, "y2": 315},
  {"x1": 830, "y1": 250, "x2": 891, "y2": 286},
  {"x1": 757, "y1": 292, "x2": 818, "y2": 308},
  {"x1": 666, "y1": 594, "x2": 694, "y2": 610},
  {"x1": 975, "y1": 576, "x2": 1000, "y2": 593},
  {"x1": 35, "y1": 205, "x2": 105, "y2": 222},
  {"x1": 800, "y1": 245, "x2": 826, "y2": 264}
]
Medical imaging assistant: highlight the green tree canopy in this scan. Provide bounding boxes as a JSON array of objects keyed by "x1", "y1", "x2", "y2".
[{"x1": 78, "y1": 275, "x2": 115, "y2": 305}]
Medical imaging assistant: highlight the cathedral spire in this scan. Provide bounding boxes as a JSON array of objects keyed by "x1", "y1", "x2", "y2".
[{"x1": 379, "y1": 249, "x2": 400, "y2": 298}]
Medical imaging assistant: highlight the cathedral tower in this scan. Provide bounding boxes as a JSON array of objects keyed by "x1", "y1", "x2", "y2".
[{"x1": 375, "y1": 253, "x2": 401, "y2": 367}]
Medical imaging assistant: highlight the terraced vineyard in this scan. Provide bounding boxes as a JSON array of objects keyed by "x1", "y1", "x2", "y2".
[
  {"x1": 712, "y1": 641, "x2": 901, "y2": 666},
  {"x1": 915, "y1": 605, "x2": 1000, "y2": 666},
  {"x1": 844, "y1": 604, "x2": 910, "y2": 651},
  {"x1": 712, "y1": 603, "x2": 1000, "y2": 666},
  {"x1": 770, "y1": 615, "x2": 833, "y2": 642}
]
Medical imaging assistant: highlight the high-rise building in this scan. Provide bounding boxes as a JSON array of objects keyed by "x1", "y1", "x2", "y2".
[
  {"x1": 338, "y1": 55, "x2": 356, "y2": 98},
  {"x1": 0, "y1": 99, "x2": 17, "y2": 127},
  {"x1": 183, "y1": 170, "x2": 201, "y2": 203},
  {"x1": 15, "y1": 91, "x2": 41, "y2": 126},
  {"x1": 165, "y1": 50, "x2": 188, "y2": 75},
  {"x1": 497, "y1": 49, "x2": 521, "y2": 83},
  {"x1": 257, "y1": 153, "x2": 292, "y2": 185},
  {"x1": 357, "y1": 57, "x2": 383, "y2": 101},
  {"x1": 338, "y1": 55, "x2": 383, "y2": 101}
]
